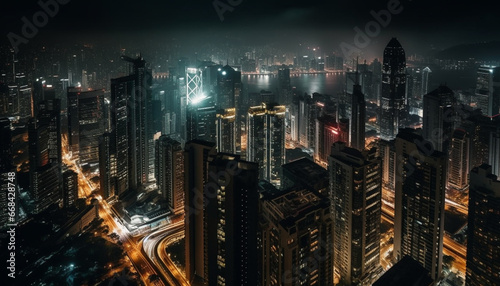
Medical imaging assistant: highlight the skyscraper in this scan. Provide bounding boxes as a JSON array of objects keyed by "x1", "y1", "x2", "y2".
[
  {"x1": 423, "y1": 85, "x2": 456, "y2": 153},
  {"x1": 184, "y1": 140, "x2": 258, "y2": 285},
  {"x1": 380, "y1": 38, "x2": 407, "y2": 141},
  {"x1": 314, "y1": 115, "x2": 349, "y2": 168},
  {"x1": 37, "y1": 98, "x2": 62, "y2": 167},
  {"x1": 298, "y1": 93, "x2": 325, "y2": 149},
  {"x1": 216, "y1": 108, "x2": 236, "y2": 154},
  {"x1": 208, "y1": 153, "x2": 259, "y2": 286},
  {"x1": 187, "y1": 67, "x2": 203, "y2": 104},
  {"x1": 110, "y1": 75, "x2": 133, "y2": 192},
  {"x1": 121, "y1": 55, "x2": 154, "y2": 184},
  {"x1": 489, "y1": 124, "x2": 500, "y2": 177},
  {"x1": 98, "y1": 132, "x2": 115, "y2": 198},
  {"x1": 186, "y1": 95, "x2": 217, "y2": 143},
  {"x1": 277, "y1": 65, "x2": 292, "y2": 105},
  {"x1": 466, "y1": 164, "x2": 500, "y2": 286},
  {"x1": 447, "y1": 129, "x2": 470, "y2": 191},
  {"x1": 247, "y1": 102, "x2": 285, "y2": 186},
  {"x1": 475, "y1": 65, "x2": 500, "y2": 117},
  {"x1": 184, "y1": 140, "x2": 217, "y2": 284},
  {"x1": 155, "y1": 136, "x2": 184, "y2": 213},
  {"x1": 216, "y1": 65, "x2": 241, "y2": 110},
  {"x1": 260, "y1": 188, "x2": 333, "y2": 286},
  {"x1": 67, "y1": 88, "x2": 105, "y2": 166},
  {"x1": 393, "y1": 129, "x2": 446, "y2": 284},
  {"x1": 350, "y1": 75, "x2": 366, "y2": 151},
  {"x1": 62, "y1": 168, "x2": 78, "y2": 209},
  {"x1": 29, "y1": 118, "x2": 62, "y2": 214},
  {"x1": 329, "y1": 142, "x2": 382, "y2": 285}
]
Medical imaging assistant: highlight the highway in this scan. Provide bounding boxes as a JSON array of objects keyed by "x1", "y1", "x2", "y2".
[
  {"x1": 157, "y1": 229, "x2": 189, "y2": 285},
  {"x1": 141, "y1": 222, "x2": 185, "y2": 286},
  {"x1": 62, "y1": 134, "x2": 167, "y2": 286}
]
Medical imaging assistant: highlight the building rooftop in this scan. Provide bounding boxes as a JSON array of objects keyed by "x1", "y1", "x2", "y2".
[
  {"x1": 264, "y1": 188, "x2": 330, "y2": 229},
  {"x1": 282, "y1": 157, "x2": 327, "y2": 182},
  {"x1": 373, "y1": 256, "x2": 434, "y2": 286}
]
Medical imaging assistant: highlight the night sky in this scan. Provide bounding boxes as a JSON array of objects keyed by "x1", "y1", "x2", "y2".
[{"x1": 2, "y1": 0, "x2": 500, "y2": 56}]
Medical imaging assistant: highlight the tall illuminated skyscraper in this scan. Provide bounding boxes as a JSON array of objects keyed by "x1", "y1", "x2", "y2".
[
  {"x1": 208, "y1": 153, "x2": 259, "y2": 286},
  {"x1": 155, "y1": 135, "x2": 184, "y2": 213},
  {"x1": 447, "y1": 129, "x2": 470, "y2": 191},
  {"x1": 186, "y1": 94, "x2": 217, "y2": 143},
  {"x1": 216, "y1": 108, "x2": 236, "y2": 154},
  {"x1": 67, "y1": 88, "x2": 105, "y2": 166},
  {"x1": 314, "y1": 115, "x2": 349, "y2": 168},
  {"x1": 187, "y1": 67, "x2": 202, "y2": 104},
  {"x1": 475, "y1": 65, "x2": 500, "y2": 117},
  {"x1": 121, "y1": 55, "x2": 154, "y2": 184},
  {"x1": 184, "y1": 141, "x2": 258, "y2": 285},
  {"x1": 98, "y1": 132, "x2": 115, "y2": 198},
  {"x1": 329, "y1": 142, "x2": 382, "y2": 285},
  {"x1": 393, "y1": 129, "x2": 446, "y2": 284},
  {"x1": 184, "y1": 140, "x2": 217, "y2": 285},
  {"x1": 247, "y1": 102, "x2": 285, "y2": 186},
  {"x1": 260, "y1": 188, "x2": 333, "y2": 286},
  {"x1": 380, "y1": 38, "x2": 407, "y2": 140},
  {"x1": 466, "y1": 164, "x2": 500, "y2": 286},
  {"x1": 29, "y1": 118, "x2": 62, "y2": 214}
]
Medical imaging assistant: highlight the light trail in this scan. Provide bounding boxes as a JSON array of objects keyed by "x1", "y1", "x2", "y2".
[{"x1": 62, "y1": 133, "x2": 167, "y2": 285}]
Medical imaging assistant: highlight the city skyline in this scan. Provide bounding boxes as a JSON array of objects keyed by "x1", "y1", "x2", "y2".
[{"x1": 1, "y1": 1, "x2": 500, "y2": 286}]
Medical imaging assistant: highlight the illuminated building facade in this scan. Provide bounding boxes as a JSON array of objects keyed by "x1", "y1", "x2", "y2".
[
  {"x1": 187, "y1": 67, "x2": 202, "y2": 104},
  {"x1": 216, "y1": 108, "x2": 236, "y2": 154},
  {"x1": 314, "y1": 115, "x2": 348, "y2": 168},
  {"x1": 466, "y1": 164, "x2": 500, "y2": 286},
  {"x1": 379, "y1": 139, "x2": 396, "y2": 197},
  {"x1": 475, "y1": 65, "x2": 500, "y2": 117},
  {"x1": 184, "y1": 141, "x2": 258, "y2": 286},
  {"x1": 155, "y1": 135, "x2": 184, "y2": 213},
  {"x1": 67, "y1": 88, "x2": 105, "y2": 166},
  {"x1": 247, "y1": 102, "x2": 285, "y2": 186},
  {"x1": 29, "y1": 118, "x2": 61, "y2": 214},
  {"x1": 184, "y1": 140, "x2": 217, "y2": 285},
  {"x1": 186, "y1": 95, "x2": 217, "y2": 143},
  {"x1": 98, "y1": 132, "x2": 115, "y2": 198},
  {"x1": 260, "y1": 188, "x2": 333, "y2": 286},
  {"x1": 329, "y1": 142, "x2": 382, "y2": 285},
  {"x1": 298, "y1": 94, "x2": 325, "y2": 149},
  {"x1": 208, "y1": 153, "x2": 259, "y2": 286},
  {"x1": 393, "y1": 129, "x2": 446, "y2": 284},
  {"x1": 110, "y1": 76, "x2": 133, "y2": 193},
  {"x1": 447, "y1": 129, "x2": 470, "y2": 191},
  {"x1": 380, "y1": 38, "x2": 407, "y2": 141},
  {"x1": 62, "y1": 168, "x2": 78, "y2": 209}
]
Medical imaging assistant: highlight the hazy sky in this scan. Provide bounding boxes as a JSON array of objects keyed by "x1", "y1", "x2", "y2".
[{"x1": 2, "y1": 0, "x2": 499, "y2": 57}]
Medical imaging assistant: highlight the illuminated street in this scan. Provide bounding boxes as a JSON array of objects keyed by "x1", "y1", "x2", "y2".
[{"x1": 62, "y1": 133, "x2": 167, "y2": 286}]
